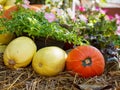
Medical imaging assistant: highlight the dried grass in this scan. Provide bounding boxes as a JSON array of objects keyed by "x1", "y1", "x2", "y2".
[{"x1": 0, "y1": 53, "x2": 120, "y2": 90}]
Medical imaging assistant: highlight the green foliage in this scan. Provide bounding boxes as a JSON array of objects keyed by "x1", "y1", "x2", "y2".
[
  {"x1": 86, "y1": 13, "x2": 118, "y2": 46},
  {"x1": 0, "y1": 6, "x2": 87, "y2": 45}
]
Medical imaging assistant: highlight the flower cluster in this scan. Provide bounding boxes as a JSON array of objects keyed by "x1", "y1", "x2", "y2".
[
  {"x1": 41, "y1": 1, "x2": 120, "y2": 47},
  {"x1": 0, "y1": 0, "x2": 120, "y2": 48}
]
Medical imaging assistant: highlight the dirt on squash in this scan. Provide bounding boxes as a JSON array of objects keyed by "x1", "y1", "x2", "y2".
[{"x1": 0, "y1": 53, "x2": 120, "y2": 90}]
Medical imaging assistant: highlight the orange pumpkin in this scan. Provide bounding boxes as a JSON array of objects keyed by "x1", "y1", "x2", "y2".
[
  {"x1": 2, "y1": 5, "x2": 42, "y2": 19},
  {"x1": 66, "y1": 45, "x2": 105, "y2": 78}
]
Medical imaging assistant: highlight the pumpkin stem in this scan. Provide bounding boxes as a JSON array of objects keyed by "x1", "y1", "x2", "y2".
[{"x1": 82, "y1": 58, "x2": 92, "y2": 67}]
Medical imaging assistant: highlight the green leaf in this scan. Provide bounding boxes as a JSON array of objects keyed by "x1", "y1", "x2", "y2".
[
  {"x1": 15, "y1": 0, "x2": 23, "y2": 4},
  {"x1": 100, "y1": 0, "x2": 107, "y2": 3},
  {"x1": 45, "y1": 0, "x2": 51, "y2": 4}
]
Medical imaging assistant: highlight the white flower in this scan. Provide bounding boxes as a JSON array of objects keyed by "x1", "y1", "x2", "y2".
[
  {"x1": 22, "y1": 4, "x2": 30, "y2": 9},
  {"x1": 67, "y1": 8, "x2": 75, "y2": 20},
  {"x1": 79, "y1": 15, "x2": 87, "y2": 23},
  {"x1": 51, "y1": 0, "x2": 61, "y2": 2},
  {"x1": 0, "y1": 5, "x2": 3, "y2": 11},
  {"x1": 23, "y1": 0, "x2": 30, "y2": 5},
  {"x1": 56, "y1": 9, "x2": 64, "y2": 16}
]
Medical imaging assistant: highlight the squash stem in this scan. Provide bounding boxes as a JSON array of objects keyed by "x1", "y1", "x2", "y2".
[
  {"x1": 39, "y1": 63, "x2": 43, "y2": 67},
  {"x1": 82, "y1": 58, "x2": 92, "y2": 67},
  {"x1": 8, "y1": 60, "x2": 16, "y2": 66}
]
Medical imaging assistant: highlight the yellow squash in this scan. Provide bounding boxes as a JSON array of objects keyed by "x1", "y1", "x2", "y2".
[
  {"x1": 0, "y1": 27, "x2": 14, "y2": 45},
  {"x1": 3, "y1": 36, "x2": 37, "y2": 69},
  {"x1": 0, "y1": 32, "x2": 14, "y2": 45},
  {"x1": 32, "y1": 46, "x2": 67, "y2": 76}
]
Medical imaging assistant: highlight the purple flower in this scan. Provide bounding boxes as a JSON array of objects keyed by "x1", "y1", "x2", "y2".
[
  {"x1": 95, "y1": 6, "x2": 100, "y2": 11},
  {"x1": 44, "y1": 13, "x2": 56, "y2": 22},
  {"x1": 79, "y1": 14, "x2": 87, "y2": 23},
  {"x1": 115, "y1": 26, "x2": 120, "y2": 36},
  {"x1": 22, "y1": 0, "x2": 30, "y2": 9},
  {"x1": 107, "y1": 15, "x2": 114, "y2": 20}
]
